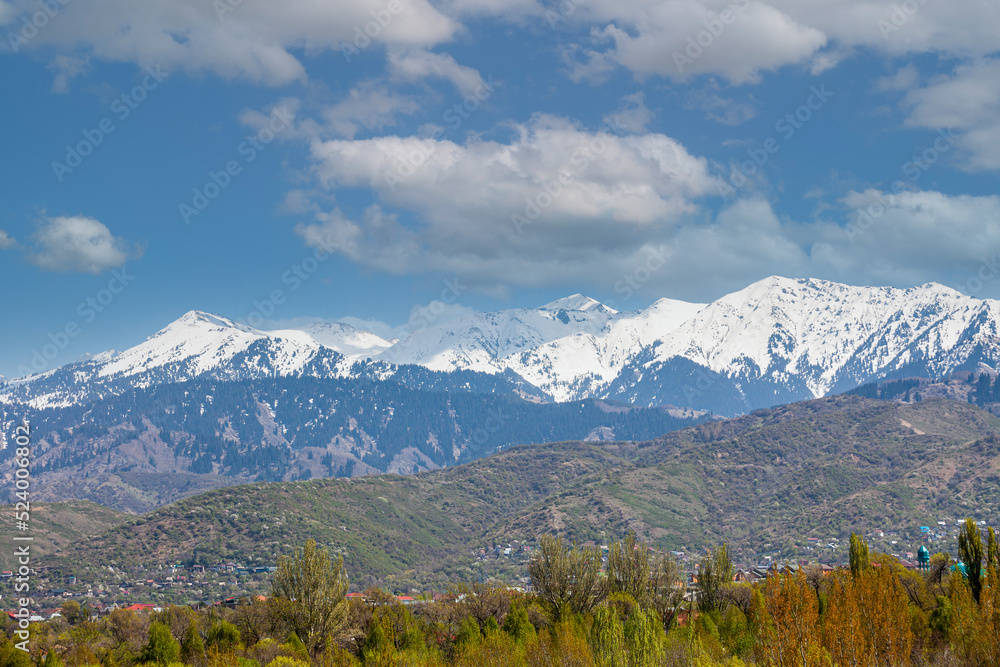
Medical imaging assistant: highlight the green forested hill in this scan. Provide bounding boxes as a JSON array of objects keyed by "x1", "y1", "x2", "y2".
[{"x1": 52, "y1": 396, "x2": 1000, "y2": 588}]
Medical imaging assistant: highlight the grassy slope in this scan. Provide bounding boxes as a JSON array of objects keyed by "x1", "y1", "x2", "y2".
[
  {"x1": 53, "y1": 396, "x2": 1000, "y2": 583},
  {"x1": 0, "y1": 500, "x2": 130, "y2": 570}
]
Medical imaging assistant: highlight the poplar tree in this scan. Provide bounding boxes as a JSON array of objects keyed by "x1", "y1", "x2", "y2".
[
  {"x1": 849, "y1": 533, "x2": 870, "y2": 579},
  {"x1": 958, "y1": 518, "x2": 984, "y2": 604}
]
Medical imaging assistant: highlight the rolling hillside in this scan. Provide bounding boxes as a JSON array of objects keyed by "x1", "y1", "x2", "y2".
[{"x1": 49, "y1": 396, "x2": 1000, "y2": 589}]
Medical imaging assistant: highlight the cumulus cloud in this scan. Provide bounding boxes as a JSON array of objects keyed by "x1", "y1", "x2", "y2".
[
  {"x1": 631, "y1": 191, "x2": 1000, "y2": 301},
  {"x1": 579, "y1": 0, "x2": 827, "y2": 83},
  {"x1": 603, "y1": 93, "x2": 655, "y2": 133},
  {"x1": 0, "y1": 0, "x2": 457, "y2": 85},
  {"x1": 321, "y1": 82, "x2": 421, "y2": 139},
  {"x1": 556, "y1": 0, "x2": 999, "y2": 84},
  {"x1": 875, "y1": 64, "x2": 919, "y2": 93},
  {"x1": 26, "y1": 216, "x2": 143, "y2": 274},
  {"x1": 387, "y1": 49, "x2": 487, "y2": 96},
  {"x1": 815, "y1": 189, "x2": 1000, "y2": 281},
  {"x1": 902, "y1": 58, "x2": 1000, "y2": 171},
  {"x1": 292, "y1": 114, "x2": 729, "y2": 291}
]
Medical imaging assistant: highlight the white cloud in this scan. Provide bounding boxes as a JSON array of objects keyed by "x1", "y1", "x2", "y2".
[
  {"x1": 295, "y1": 115, "x2": 723, "y2": 290},
  {"x1": 26, "y1": 216, "x2": 142, "y2": 274},
  {"x1": 47, "y1": 54, "x2": 89, "y2": 93},
  {"x1": 875, "y1": 64, "x2": 919, "y2": 93},
  {"x1": 580, "y1": 0, "x2": 827, "y2": 83},
  {"x1": 387, "y1": 49, "x2": 486, "y2": 96},
  {"x1": 321, "y1": 82, "x2": 421, "y2": 139},
  {"x1": 0, "y1": 230, "x2": 15, "y2": 250},
  {"x1": 684, "y1": 84, "x2": 758, "y2": 125},
  {"x1": 903, "y1": 58, "x2": 1000, "y2": 171},
  {"x1": 818, "y1": 189, "x2": 1000, "y2": 279},
  {"x1": 767, "y1": 0, "x2": 1000, "y2": 59},
  {"x1": 0, "y1": 0, "x2": 457, "y2": 85},
  {"x1": 311, "y1": 113, "x2": 716, "y2": 225},
  {"x1": 555, "y1": 0, "x2": 1000, "y2": 84},
  {"x1": 603, "y1": 92, "x2": 654, "y2": 133},
  {"x1": 0, "y1": 1, "x2": 14, "y2": 23}
]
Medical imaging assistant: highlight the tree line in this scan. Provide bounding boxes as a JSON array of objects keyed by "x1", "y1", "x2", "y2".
[{"x1": 4, "y1": 520, "x2": 1000, "y2": 666}]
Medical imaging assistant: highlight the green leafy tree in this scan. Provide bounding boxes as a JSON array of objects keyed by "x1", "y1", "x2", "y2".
[
  {"x1": 180, "y1": 624, "x2": 205, "y2": 663},
  {"x1": 987, "y1": 526, "x2": 998, "y2": 572},
  {"x1": 649, "y1": 553, "x2": 685, "y2": 631},
  {"x1": 454, "y1": 617, "x2": 482, "y2": 652},
  {"x1": 60, "y1": 601, "x2": 82, "y2": 625},
  {"x1": 590, "y1": 605, "x2": 625, "y2": 667},
  {"x1": 140, "y1": 622, "x2": 180, "y2": 666},
  {"x1": 527, "y1": 534, "x2": 606, "y2": 620},
  {"x1": 0, "y1": 636, "x2": 32, "y2": 667},
  {"x1": 697, "y1": 543, "x2": 733, "y2": 614},
  {"x1": 849, "y1": 533, "x2": 870, "y2": 579},
  {"x1": 206, "y1": 620, "x2": 241, "y2": 652},
  {"x1": 623, "y1": 607, "x2": 664, "y2": 667},
  {"x1": 271, "y1": 539, "x2": 350, "y2": 654},
  {"x1": 958, "y1": 518, "x2": 984, "y2": 603},
  {"x1": 501, "y1": 603, "x2": 536, "y2": 644},
  {"x1": 282, "y1": 632, "x2": 310, "y2": 661},
  {"x1": 607, "y1": 533, "x2": 651, "y2": 605}
]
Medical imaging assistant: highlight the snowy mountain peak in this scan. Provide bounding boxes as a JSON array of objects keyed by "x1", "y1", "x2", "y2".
[
  {"x1": 277, "y1": 321, "x2": 394, "y2": 360},
  {"x1": 542, "y1": 294, "x2": 617, "y2": 314},
  {"x1": 9, "y1": 277, "x2": 1000, "y2": 418},
  {"x1": 170, "y1": 310, "x2": 252, "y2": 333}
]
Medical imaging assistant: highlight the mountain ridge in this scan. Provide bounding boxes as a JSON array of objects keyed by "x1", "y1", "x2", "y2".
[{"x1": 7, "y1": 275, "x2": 1000, "y2": 418}]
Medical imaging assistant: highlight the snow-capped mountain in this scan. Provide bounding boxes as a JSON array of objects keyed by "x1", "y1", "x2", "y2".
[
  {"x1": 371, "y1": 276, "x2": 1000, "y2": 413},
  {"x1": 376, "y1": 294, "x2": 620, "y2": 373},
  {"x1": 6, "y1": 276, "x2": 1000, "y2": 416},
  {"x1": 284, "y1": 321, "x2": 394, "y2": 359},
  {"x1": 0, "y1": 311, "x2": 539, "y2": 409}
]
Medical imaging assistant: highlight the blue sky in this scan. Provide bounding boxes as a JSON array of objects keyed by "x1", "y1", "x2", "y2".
[{"x1": 1, "y1": 0, "x2": 999, "y2": 378}]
